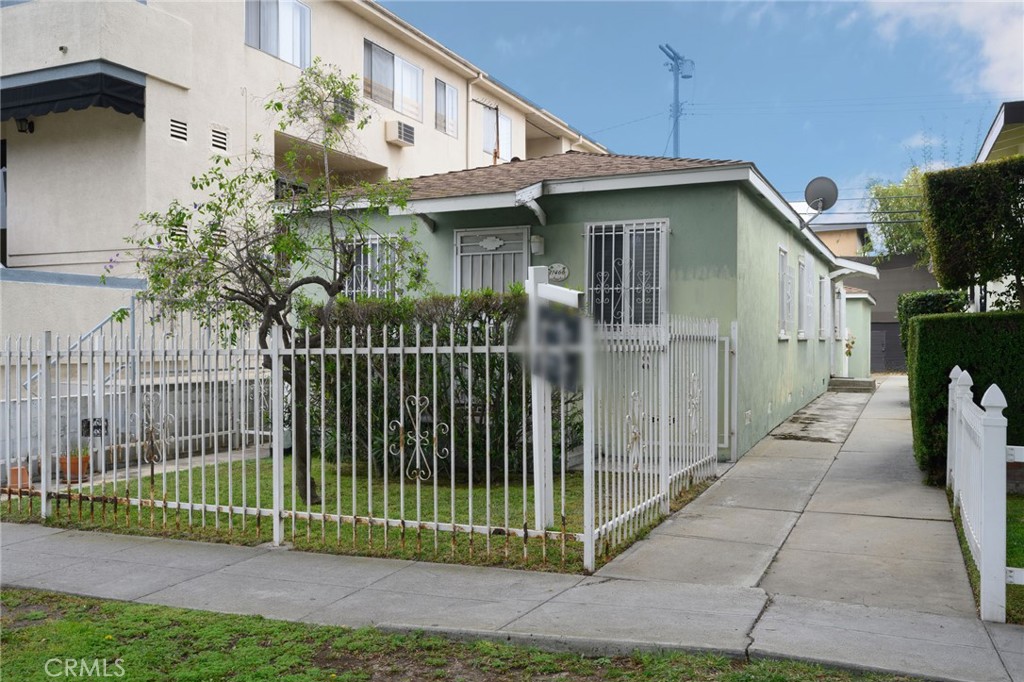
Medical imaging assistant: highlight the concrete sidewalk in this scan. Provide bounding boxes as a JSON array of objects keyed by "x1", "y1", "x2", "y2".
[{"x1": 2, "y1": 377, "x2": 1019, "y2": 682}]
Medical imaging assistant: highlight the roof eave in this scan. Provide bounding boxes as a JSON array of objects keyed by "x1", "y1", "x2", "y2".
[{"x1": 832, "y1": 258, "x2": 880, "y2": 280}]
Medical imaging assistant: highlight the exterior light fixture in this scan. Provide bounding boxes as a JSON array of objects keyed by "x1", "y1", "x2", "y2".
[
  {"x1": 15, "y1": 118, "x2": 34, "y2": 134},
  {"x1": 530, "y1": 234, "x2": 545, "y2": 256}
]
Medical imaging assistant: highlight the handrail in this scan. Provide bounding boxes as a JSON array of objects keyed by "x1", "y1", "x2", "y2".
[{"x1": 21, "y1": 297, "x2": 135, "y2": 392}]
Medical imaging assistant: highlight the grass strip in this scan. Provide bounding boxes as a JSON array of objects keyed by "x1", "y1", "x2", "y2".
[{"x1": 1, "y1": 588, "x2": 917, "y2": 682}]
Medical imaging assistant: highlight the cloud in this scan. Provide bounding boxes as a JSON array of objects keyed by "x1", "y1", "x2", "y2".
[
  {"x1": 719, "y1": 2, "x2": 783, "y2": 31},
  {"x1": 866, "y1": 1, "x2": 1024, "y2": 96},
  {"x1": 921, "y1": 159, "x2": 951, "y2": 172},
  {"x1": 837, "y1": 10, "x2": 860, "y2": 30},
  {"x1": 901, "y1": 131, "x2": 941, "y2": 149},
  {"x1": 493, "y1": 26, "x2": 585, "y2": 59}
]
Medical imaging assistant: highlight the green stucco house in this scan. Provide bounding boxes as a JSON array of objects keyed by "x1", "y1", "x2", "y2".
[{"x1": 348, "y1": 152, "x2": 877, "y2": 459}]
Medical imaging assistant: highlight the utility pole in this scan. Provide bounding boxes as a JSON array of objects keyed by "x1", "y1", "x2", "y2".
[{"x1": 659, "y1": 44, "x2": 694, "y2": 158}]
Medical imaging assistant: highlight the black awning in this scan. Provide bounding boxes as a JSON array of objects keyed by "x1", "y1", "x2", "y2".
[{"x1": 1, "y1": 72, "x2": 144, "y2": 121}]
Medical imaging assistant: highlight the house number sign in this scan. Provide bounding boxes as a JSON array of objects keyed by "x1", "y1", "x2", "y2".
[{"x1": 547, "y1": 263, "x2": 569, "y2": 282}]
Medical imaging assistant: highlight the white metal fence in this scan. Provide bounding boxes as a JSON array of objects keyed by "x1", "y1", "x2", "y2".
[
  {"x1": 2, "y1": 312, "x2": 722, "y2": 572},
  {"x1": 947, "y1": 365, "x2": 1022, "y2": 622}
]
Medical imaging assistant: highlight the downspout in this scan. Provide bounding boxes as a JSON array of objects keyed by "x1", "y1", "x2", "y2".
[{"x1": 466, "y1": 72, "x2": 483, "y2": 169}]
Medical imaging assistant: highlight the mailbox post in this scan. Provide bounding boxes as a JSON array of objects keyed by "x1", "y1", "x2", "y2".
[{"x1": 525, "y1": 266, "x2": 583, "y2": 531}]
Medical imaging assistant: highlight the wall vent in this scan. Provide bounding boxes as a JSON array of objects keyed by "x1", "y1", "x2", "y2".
[
  {"x1": 385, "y1": 120, "x2": 415, "y2": 147},
  {"x1": 170, "y1": 119, "x2": 188, "y2": 142},
  {"x1": 211, "y1": 128, "x2": 228, "y2": 152}
]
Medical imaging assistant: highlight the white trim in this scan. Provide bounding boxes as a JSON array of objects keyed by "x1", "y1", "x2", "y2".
[
  {"x1": 845, "y1": 292, "x2": 877, "y2": 306},
  {"x1": 452, "y1": 226, "x2": 530, "y2": 293},
  {"x1": 523, "y1": 200, "x2": 547, "y2": 226},
  {"x1": 400, "y1": 191, "x2": 518, "y2": 215},
  {"x1": 545, "y1": 166, "x2": 750, "y2": 196},
  {"x1": 514, "y1": 182, "x2": 544, "y2": 204},
  {"x1": 977, "y1": 104, "x2": 1006, "y2": 163},
  {"x1": 834, "y1": 257, "x2": 879, "y2": 279}
]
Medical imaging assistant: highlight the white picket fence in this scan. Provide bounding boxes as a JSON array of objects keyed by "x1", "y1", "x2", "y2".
[
  {"x1": 2, "y1": 310, "x2": 723, "y2": 572},
  {"x1": 947, "y1": 365, "x2": 1023, "y2": 622}
]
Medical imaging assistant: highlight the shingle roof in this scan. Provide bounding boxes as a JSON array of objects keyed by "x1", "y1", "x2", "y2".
[{"x1": 403, "y1": 151, "x2": 747, "y2": 201}]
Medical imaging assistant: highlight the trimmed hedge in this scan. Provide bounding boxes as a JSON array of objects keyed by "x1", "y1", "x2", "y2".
[
  {"x1": 907, "y1": 311, "x2": 1024, "y2": 484},
  {"x1": 923, "y1": 155, "x2": 1024, "y2": 309},
  {"x1": 896, "y1": 289, "x2": 967, "y2": 349}
]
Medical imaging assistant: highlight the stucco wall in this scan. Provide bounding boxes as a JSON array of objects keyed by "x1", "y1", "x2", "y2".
[
  {"x1": 315, "y1": 181, "x2": 843, "y2": 460},
  {"x1": 0, "y1": 279, "x2": 137, "y2": 340},
  {"x1": 735, "y1": 188, "x2": 833, "y2": 455},
  {"x1": 1, "y1": 0, "x2": 590, "y2": 274},
  {"x1": 366, "y1": 185, "x2": 739, "y2": 322}
]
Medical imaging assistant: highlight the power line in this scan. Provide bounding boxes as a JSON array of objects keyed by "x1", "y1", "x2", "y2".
[{"x1": 587, "y1": 111, "x2": 666, "y2": 136}]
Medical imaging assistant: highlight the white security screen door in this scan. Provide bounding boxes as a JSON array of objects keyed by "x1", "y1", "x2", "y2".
[{"x1": 454, "y1": 227, "x2": 529, "y2": 293}]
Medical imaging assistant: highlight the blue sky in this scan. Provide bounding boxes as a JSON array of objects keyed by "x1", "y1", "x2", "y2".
[{"x1": 383, "y1": 0, "x2": 1024, "y2": 222}]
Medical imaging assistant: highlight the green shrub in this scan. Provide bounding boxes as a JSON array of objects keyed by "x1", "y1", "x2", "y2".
[
  {"x1": 923, "y1": 155, "x2": 1024, "y2": 310},
  {"x1": 296, "y1": 290, "x2": 582, "y2": 484},
  {"x1": 896, "y1": 289, "x2": 967, "y2": 351},
  {"x1": 906, "y1": 311, "x2": 1024, "y2": 484}
]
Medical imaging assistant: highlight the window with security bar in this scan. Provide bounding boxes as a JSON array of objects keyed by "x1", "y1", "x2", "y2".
[
  {"x1": 340, "y1": 236, "x2": 398, "y2": 299},
  {"x1": 586, "y1": 220, "x2": 667, "y2": 328}
]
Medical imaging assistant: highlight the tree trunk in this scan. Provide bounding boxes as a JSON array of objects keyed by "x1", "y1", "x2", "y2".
[{"x1": 290, "y1": 364, "x2": 321, "y2": 505}]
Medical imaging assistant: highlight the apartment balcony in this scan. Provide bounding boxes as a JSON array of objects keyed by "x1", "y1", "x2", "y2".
[{"x1": 0, "y1": 0, "x2": 192, "y2": 96}]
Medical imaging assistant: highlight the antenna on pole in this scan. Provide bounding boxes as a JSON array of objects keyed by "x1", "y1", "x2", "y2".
[{"x1": 659, "y1": 43, "x2": 694, "y2": 158}]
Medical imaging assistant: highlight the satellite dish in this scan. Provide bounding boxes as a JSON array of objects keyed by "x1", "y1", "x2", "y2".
[{"x1": 804, "y1": 176, "x2": 838, "y2": 214}]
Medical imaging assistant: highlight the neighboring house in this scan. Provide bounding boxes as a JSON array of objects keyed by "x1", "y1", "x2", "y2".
[
  {"x1": 340, "y1": 151, "x2": 878, "y2": 458},
  {"x1": 968, "y1": 99, "x2": 1024, "y2": 311},
  {"x1": 844, "y1": 254, "x2": 939, "y2": 373},
  {"x1": 809, "y1": 222, "x2": 868, "y2": 258},
  {"x1": 842, "y1": 286, "x2": 875, "y2": 379},
  {"x1": 977, "y1": 100, "x2": 1024, "y2": 163},
  {"x1": 0, "y1": 0, "x2": 603, "y2": 338}
]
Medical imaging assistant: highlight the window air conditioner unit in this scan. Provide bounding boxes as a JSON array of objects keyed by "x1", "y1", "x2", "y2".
[{"x1": 385, "y1": 120, "x2": 415, "y2": 147}]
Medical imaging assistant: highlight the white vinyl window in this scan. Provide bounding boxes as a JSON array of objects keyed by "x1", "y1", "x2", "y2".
[
  {"x1": 778, "y1": 247, "x2": 792, "y2": 339},
  {"x1": 340, "y1": 236, "x2": 397, "y2": 299},
  {"x1": 363, "y1": 40, "x2": 422, "y2": 120},
  {"x1": 483, "y1": 108, "x2": 512, "y2": 162},
  {"x1": 586, "y1": 220, "x2": 668, "y2": 328},
  {"x1": 244, "y1": 0, "x2": 310, "y2": 69},
  {"x1": 435, "y1": 79, "x2": 458, "y2": 137}
]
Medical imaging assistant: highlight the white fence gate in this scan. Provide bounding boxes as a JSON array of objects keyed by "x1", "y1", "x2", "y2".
[
  {"x1": 947, "y1": 365, "x2": 1022, "y2": 622},
  {"x1": 2, "y1": 306, "x2": 722, "y2": 572}
]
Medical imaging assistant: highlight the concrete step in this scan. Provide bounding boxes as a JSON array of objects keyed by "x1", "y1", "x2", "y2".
[{"x1": 828, "y1": 378, "x2": 876, "y2": 393}]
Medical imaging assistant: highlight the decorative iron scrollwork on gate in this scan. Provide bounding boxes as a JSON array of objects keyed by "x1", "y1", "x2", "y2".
[
  {"x1": 624, "y1": 389, "x2": 647, "y2": 472},
  {"x1": 389, "y1": 395, "x2": 450, "y2": 481},
  {"x1": 687, "y1": 372, "x2": 703, "y2": 436},
  {"x1": 129, "y1": 391, "x2": 176, "y2": 480}
]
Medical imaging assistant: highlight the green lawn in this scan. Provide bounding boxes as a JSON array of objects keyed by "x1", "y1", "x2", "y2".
[
  {"x1": 0, "y1": 588, "x2": 918, "y2": 682},
  {"x1": 2, "y1": 455, "x2": 705, "y2": 573},
  {"x1": 950, "y1": 492, "x2": 1024, "y2": 623}
]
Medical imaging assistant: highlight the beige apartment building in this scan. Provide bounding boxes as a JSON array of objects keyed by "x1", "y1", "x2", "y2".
[{"x1": 0, "y1": 0, "x2": 605, "y2": 337}]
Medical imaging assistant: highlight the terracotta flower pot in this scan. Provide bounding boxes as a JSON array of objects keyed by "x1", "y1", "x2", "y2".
[
  {"x1": 59, "y1": 455, "x2": 90, "y2": 483},
  {"x1": 8, "y1": 465, "x2": 32, "y2": 490}
]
